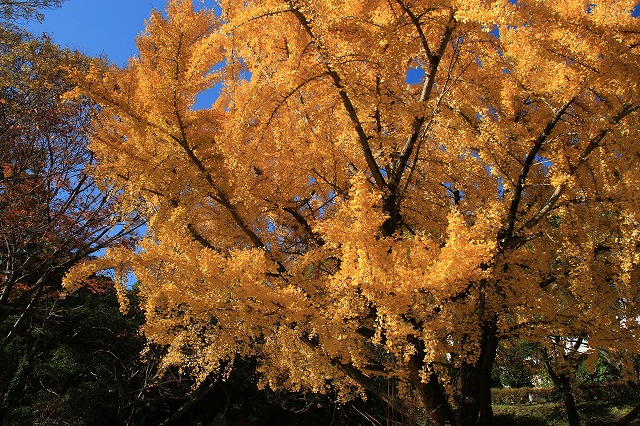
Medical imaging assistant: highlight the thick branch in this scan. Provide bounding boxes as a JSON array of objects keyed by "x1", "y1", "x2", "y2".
[
  {"x1": 388, "y1": 18, "x2": 455, "y2": 192},
  {"x1": 502, "y1": 98, "x2": 574, "y2": 242},
  {"x1": 395, "y1": 0, "x2": 434, "y2": 60},
  {"x1": 298, "y1": 332, "x2": 420, "y2": 420},
  {"x1": 521, "y1": 102, "x2": 640, "y2": 232},
  {"x1": 160, "y1": 378, "x2": 218, "y2": 426},
  {"x1": 171, "y1": 107, "x2": 266, "y2": 250},
  {"x1": 282, "y1": 205, "x2": 325, "y2": 247},
  {"x1": 287, "y1": 3, "x2": 387, "y2": 189}
]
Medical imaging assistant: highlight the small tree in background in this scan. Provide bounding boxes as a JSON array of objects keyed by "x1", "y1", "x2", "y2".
[
  {"x1": 0, "y1": 24, "x2": 145, "y2": 424},
  {"x1": 0, "y1": 0, "x2": 64, "y2": 24},
  {"x1": 0, "y1": 27, "x2": 143, "y2": 337}
]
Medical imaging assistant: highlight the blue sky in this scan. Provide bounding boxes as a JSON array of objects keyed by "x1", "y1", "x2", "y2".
[
  {"x1": 26, "y1": 0, "x2": 221, "y2": 108},
  {"x1": 26, "y1": 1, "x2": 640, "y2": 74},
  {"x1": 25, "y1": 0, "x2": 186, "y2": 66}
]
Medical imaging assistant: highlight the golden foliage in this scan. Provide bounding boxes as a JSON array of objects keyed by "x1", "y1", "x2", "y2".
[{"x1": 64, "y1": 0, "x2": 640, "y2": 422}]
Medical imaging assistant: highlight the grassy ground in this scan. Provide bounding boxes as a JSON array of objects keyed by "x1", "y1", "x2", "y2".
[{"x1": 493, "y1": 399, "x2": 640, "y2": 425}]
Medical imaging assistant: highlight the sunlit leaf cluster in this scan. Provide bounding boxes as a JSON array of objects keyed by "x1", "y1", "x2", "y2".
[{"x1": 64, "y1": 0, "x2": 640, "y2": 423}]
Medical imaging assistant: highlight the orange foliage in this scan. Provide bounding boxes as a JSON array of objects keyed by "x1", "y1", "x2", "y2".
[{"x1": 65, "y1": 1, "x2": 640, "y2": 424}]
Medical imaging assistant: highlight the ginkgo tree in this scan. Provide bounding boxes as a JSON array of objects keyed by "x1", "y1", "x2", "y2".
[{"x1": 65, "y1": 1, "x2": 640, "y2": 425}]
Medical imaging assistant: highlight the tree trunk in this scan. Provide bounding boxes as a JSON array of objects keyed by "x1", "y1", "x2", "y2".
[
  {"x1": 557, "y1": 376, "x2": 581, "y2": 426},
  {"x1": 616, "y1": 400, "x2": 640, "y2": 425},
  {"x1": 545, "y1": 362, "x2": 581, "y2": 426},
  {"x1": 458, "y1": 320, "x2": 499, "y2": 426},
  {"x1": 408, "y1": 356, "x2": 455, "y2": 426}
]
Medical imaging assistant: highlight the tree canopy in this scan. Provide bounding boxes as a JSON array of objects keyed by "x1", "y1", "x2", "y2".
[
  {"x1": 0, "y1": 25, "x2": 148, "y2": 426},
  {"x1": 65, "y1": 1, "x2": 640, "y2": 425},
  {"x1": 0, "y1": 26, "x2": 142, "y2": 337},
  {"x1": 0, "y1": 0, "x2": 64, "y2": 25}
]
